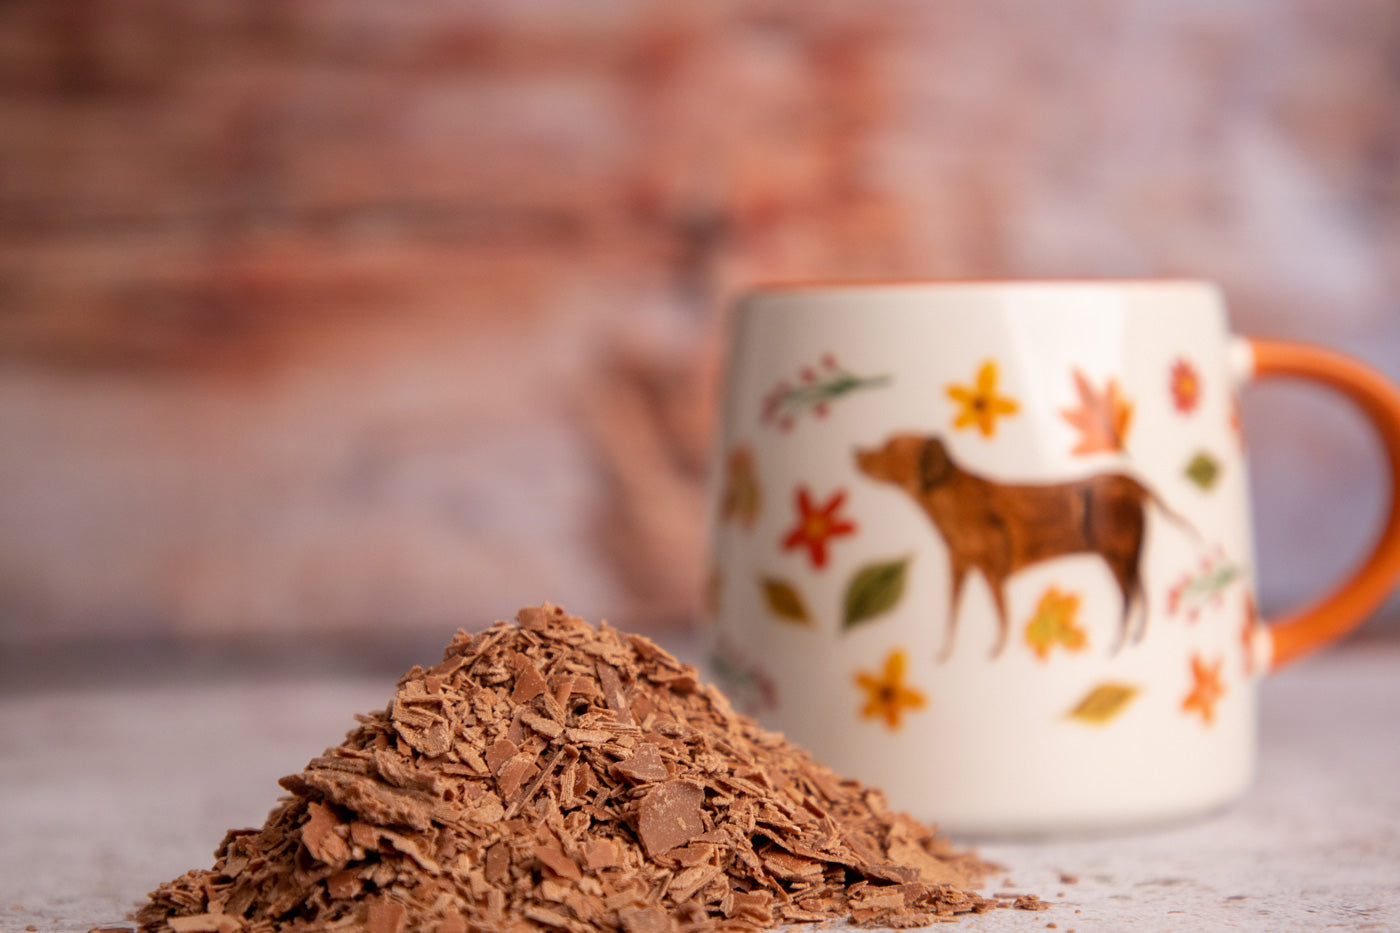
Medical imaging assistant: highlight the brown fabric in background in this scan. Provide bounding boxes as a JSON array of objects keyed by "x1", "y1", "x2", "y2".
[{"x1": 1, "y1": 1, "x2": 1398, "y2": 643}]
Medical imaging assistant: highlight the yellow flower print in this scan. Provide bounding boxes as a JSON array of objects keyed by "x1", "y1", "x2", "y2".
[
  {"x1": 1024, "y1": 587, "x2": 1088, "y2": 660},
  {"x1": 947, "y1": 361, "x2": 1020, "y2": 438},
  {"x1": 855, "y1": 649, "x2": 927, "y2": 731}
]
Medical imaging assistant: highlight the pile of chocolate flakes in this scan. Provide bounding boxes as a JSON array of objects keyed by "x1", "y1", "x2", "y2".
[{"x1": 134, "y1": 605, "x2": 1040, "y2": 933}]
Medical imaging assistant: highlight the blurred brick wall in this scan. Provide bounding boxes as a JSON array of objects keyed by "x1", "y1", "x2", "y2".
[{"x1": 1, "y1": 0, "x2": 1398, "y2": 643}]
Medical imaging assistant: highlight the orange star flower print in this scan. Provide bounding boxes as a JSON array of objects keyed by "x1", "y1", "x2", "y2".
[
  {"x1": 855, "y1": 648, "x2": 927, "y2": 731},
  {"x1": 1181, "y1": 654, "x2": 1226, "y2": 725},
  {"x1": 946, "y1": 360, "x2": 1020, "y2": 438},
  {"x1": 781, "y1": 486, "x2": 857, "y2": 569}
]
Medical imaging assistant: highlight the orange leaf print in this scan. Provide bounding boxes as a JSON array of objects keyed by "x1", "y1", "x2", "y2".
[{"x1": 1061, "y1": 369, "x2": 1134, "y2": 455}]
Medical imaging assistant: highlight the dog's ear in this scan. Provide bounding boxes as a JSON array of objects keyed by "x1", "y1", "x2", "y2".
[{"x1": 919, "y1": 437, "x2": 953, "y2": 491}]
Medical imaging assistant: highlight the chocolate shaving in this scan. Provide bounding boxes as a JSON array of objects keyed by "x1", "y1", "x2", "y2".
[
  {"x1": 614, "y1": 742, "x2": 668, "y2": 784},
  {"x1": 637, "y1": 780, "x2": 706, "y2": 857},
  {"x1": 133, "y1": 604, "x2": 1027, "y2": 933},
  {"x1": 597, "y1": 661, "x2": 634, "y2": 725},
  {"x1": 511, "y1": 661, "x2": 549, "y2": 704}
]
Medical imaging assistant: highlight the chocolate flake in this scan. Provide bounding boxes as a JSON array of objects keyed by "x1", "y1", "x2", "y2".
[
  {"x1": 637, "y1": 780, "x2": 706, "y2": 857},
  {"x1": 511, "y1": 662, "x2": 549, "y2": 705},
  {"x1": 535, "y1": 845, "x2": 583, "y2": 881},
  {"x1": 132, "y1": 604, "x2": 1027, "y2": 933},
  {"x1": 585, "y1": 838, "x2": 619, "y2": 871},
  {"x1": 485, "y1": 737, "x2": 518, "y2": 775},
  {"x1": 365, "y1": 898, "x2": 407, "y2": 933},
  {"x1": 614, "y1": 743, "x2": 668, "y2": 784},
  {"x1": 597, "y1": 662, "x2": 634, "y2": 725},
  {"x1": 620, "y1": 906, "x2": 676, "y2": 933}
]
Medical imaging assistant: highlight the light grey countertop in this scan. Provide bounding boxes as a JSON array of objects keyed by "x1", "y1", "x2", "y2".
[{"x1": 2, "y1": 640, "x2": 1397, "y2": 933}]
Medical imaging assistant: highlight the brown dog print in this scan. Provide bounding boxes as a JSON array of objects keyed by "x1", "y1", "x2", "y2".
[{"x1": 856, "y1": 434, "x2": 1196, "y2": 660}]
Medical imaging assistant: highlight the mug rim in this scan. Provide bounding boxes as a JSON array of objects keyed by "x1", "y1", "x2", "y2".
[{"x1": 743, "y1": 277, "x2": 1220, "y2": 297}]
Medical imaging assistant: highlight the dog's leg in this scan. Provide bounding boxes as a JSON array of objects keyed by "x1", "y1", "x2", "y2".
[
  {"x1": 1129, "y1": 566, "x2": 1149, "y2": 646},
  {"x1": 1104, "y1": 552, "x2": 1142, "y2": 653},
  {"x1": 988, "y1": 575, "x2": 1011, "y2": 658},
  {"x1": 938, "y1": 560, "x2": 969, "y2": 663}
]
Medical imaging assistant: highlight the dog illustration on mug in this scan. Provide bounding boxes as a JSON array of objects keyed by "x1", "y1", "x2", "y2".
[{"x1": 856, "y1": 434, "x2": 1197, "y2": 660}]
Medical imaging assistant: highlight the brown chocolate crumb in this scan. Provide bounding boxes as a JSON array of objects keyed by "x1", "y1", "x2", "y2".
[
  {"x1": 132, "y1": 604, "x2": 1029, "y2": 933},
  {"x1": 1059, "y1": 872, "x2": 1079, "y2": 884}
]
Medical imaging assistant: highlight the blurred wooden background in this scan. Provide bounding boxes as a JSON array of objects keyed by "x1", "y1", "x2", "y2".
[{"x1": 2, "y1": 0, "x2": 1398, "y2": 646}]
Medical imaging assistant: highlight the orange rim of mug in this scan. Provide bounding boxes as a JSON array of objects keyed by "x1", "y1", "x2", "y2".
[{"x1": 743, "y1": 277, "x2": 1221, "y2": 294}]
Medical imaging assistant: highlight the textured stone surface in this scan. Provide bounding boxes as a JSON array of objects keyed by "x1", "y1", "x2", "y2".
[{"x1": 2, "y1": 639, "x2": 1398, "y2": 932}]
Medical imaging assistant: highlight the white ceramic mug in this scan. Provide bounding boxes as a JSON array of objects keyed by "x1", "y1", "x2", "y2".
[{"x1": 704, "y1": 281, "x2": 1400, "y2": 834}]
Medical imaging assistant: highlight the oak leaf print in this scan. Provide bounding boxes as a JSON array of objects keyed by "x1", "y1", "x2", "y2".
[
  {"x1": 1024, "y1": 585, "x2": 1086, "y2": 658},
  {"x1": 1066, "y1": 683, "x2": 1140, "y2": 724},
  {"x1": 718, "y1": 445, "x2": 762, "y2": 529},
  {"x1": 1061, "y1": 369, "x2": 1134, "y2": 455},
  {"x1": 1024, "y1": 586, "x2": 1088, "y2": 660}
]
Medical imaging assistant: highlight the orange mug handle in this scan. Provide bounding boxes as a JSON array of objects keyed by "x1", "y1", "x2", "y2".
[{"x1": 1245, "y1": 338, "x2": 1400, "y2": 670}]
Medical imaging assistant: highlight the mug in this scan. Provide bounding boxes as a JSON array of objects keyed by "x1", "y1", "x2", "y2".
[{"x1": 703, "y1": 280, "x2": 1400, "y2": 834}]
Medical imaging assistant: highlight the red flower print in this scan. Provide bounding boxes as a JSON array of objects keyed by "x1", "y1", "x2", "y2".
[
  {"x1": 1171, "y1": 358, "x2": 1201, "y2": 414},
  {"x1": 782, "y1": 486, "x2": 857, "y2": 569}
]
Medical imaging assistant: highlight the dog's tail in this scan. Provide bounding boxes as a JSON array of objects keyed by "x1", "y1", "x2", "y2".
[{"x1": 1142, "y1": 483, "x2": 1204, "y2": 546}]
